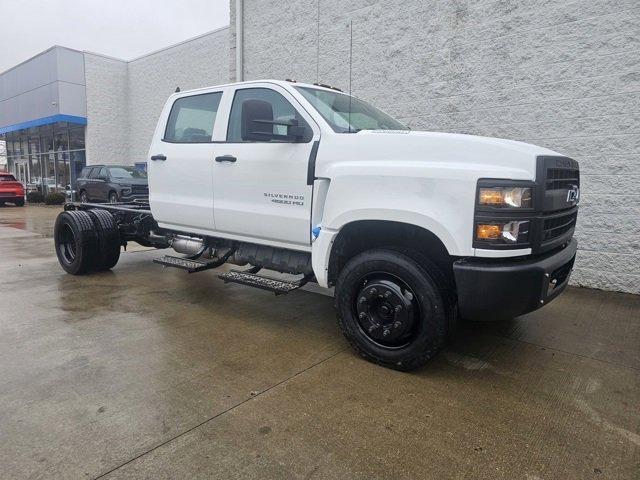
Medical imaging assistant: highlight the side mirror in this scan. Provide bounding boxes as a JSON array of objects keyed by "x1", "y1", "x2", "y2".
[{"x1": 249, "y1": 118, "x2": 308, "y2": 143}]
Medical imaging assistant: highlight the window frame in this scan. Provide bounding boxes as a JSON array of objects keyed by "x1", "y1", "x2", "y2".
[
  {"x1": 224, "y1": 87, "x2": 314, "y2": 144},
  {"x1": 162, "y1": 91, "x2": 223, "y2": 144}
]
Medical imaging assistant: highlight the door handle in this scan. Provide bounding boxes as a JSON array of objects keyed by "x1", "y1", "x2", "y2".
[
  {"x1": 150, "y1": 154, "x2": 167, "y2": 161},
  {"x1": 215, "y1": 155, "x2": 237, "y2": 163}
]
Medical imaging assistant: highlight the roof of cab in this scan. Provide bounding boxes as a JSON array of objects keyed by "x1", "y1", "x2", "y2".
[{"x1": 172, "y1": 79, "x2": 343, "y2": 97}]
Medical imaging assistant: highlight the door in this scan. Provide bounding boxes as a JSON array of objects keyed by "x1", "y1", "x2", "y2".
[
  {"x1": 96, "y1": 167, "x2": 110, "y2": 201},
  {"x1": 213, "y1": 86, "x2": 318, "y2": 246},
  {"x1": 86, "y1": 167, "x2": 101, "y2": 200},
  {"x1": 148, "y1": 90, "x2": 224, "y2": 232}
]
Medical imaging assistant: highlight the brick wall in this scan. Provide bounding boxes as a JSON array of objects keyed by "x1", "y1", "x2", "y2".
[
  {"x1": 84, "y1": 53, "x2": 129, "y2": 166},
  {"x1": 127, "y1": 28, "x2": 229, "y2": 165},
  {"x1": 231, "y1": 0, "x2": 640, "y2": 294},
  {"x1": 85, "y1": 28, "x2": 229, "y2": 167}
]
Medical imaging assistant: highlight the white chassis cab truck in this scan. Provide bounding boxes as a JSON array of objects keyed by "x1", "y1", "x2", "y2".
[{"x1": 54, "y1": 80, "x2": 579, "y2": 370}]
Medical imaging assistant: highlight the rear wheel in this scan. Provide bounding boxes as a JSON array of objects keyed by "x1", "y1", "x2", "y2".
[
  {"x1": 54, "y1": 210, "x2": 99, "y2": 275},
  {"x1": 87, "y1": 209, "x2": 121, "y2": 271},
  {"x1": 335, "y1": 248, "x2": 448, "y2": 371},
  {"x1": 15, "y1": 199, "x2": 24, "y2": 207}
]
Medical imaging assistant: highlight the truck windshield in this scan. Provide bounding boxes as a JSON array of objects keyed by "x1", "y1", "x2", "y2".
[
  {"x1": 109, "y1": 167, "x2": 147, "y2": 179},
  {"x1": 295, "y1": 86, "x2": 408, "y2": 133}
]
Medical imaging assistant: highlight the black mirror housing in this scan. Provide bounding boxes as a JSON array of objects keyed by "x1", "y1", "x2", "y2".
[{"x1": 249, "y1": 118, "x2": 309, "y2": 143}]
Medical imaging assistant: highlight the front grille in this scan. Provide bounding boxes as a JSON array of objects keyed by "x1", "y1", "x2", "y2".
[
  {"x1": 543, "y1": 210, "x2": 577, "y2": 242},
  {"x1": 131, "y1": 185, "x2": 149, "y2": 195},
  {"x1": 545, "y1": 167, "x2": 580, "y2": 191}
]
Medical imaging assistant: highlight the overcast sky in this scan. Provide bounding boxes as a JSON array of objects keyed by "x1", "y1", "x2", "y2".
[{"x1": 0, "y1": 0, "x2": 230, "y2": 72}]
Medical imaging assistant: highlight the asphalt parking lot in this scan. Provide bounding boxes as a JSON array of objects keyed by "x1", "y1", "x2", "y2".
[{"x1": 1, "y1": 205, "x2": 638, "y2": 480}]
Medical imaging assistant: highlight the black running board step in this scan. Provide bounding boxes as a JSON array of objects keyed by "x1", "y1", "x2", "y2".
[
  {"x1": 218, "y1": 270, "x2": 307, "y2": 295},
  {"x1": 154, "y1": 255, "x2": 219, "y2": 273}
]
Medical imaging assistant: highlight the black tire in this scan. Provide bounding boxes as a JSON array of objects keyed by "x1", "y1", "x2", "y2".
[
  {"x1": 108, "y1": 192, "x2": 118, "y2": 204},
  {"x1": 87, "y1": 209, "x2": 121, "y2": 271},
  {"x1": 384, "y1": 247, "x2": 459, "y2": 339},
  {"x1": 79, "y1": 191, "x2": 88, "y2": 203},
  {"x1": 54, "y1": 210, "x2": 99, "y2": 275},
  {"x1": 15, "y1": 199, "x2": 25, "y2": 207},
  {"x1": 335, "y1": 248, "x2": 448, "y2": 371}
]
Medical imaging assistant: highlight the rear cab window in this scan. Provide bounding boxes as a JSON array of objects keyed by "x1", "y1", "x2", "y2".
[
  {"x1": 164, "y1": 92, "x2": 223, "y2": 143},
  {"x1": 0, "y1": 174, "x2": 17, "y2": 182}
]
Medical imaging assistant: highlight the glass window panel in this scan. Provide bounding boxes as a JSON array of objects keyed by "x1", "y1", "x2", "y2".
[
  {"x1": 69, "y1": 126, "x2": 85, "y2": 150},
  {"x1": 28, "y1": 155, "x2": 41, "y2": 191},
  {"x1": 54, "y1": 131, "x2": 69, "y2": 151},
  {"x1": 41, "y1": 133, "x2": 54, "y2": 153},
  {"x1": 29, "y1": 137, "x2": 40, "y2": 155},
  {"x1": 226, "y1": 88, "x2": 310, "y2": 143},
  {"x1": 164, "y1": 92, "x2": 222, "y2": 143},
  {"x1": 56, "y1": 153, "x2": 70, "y2": 190},
  {"x1": 20, "y1": 138, "x2": 29, "y2": 159}
]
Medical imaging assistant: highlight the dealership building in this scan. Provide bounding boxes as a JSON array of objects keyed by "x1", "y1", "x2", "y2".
[
  {"x1": 0, "y1": 0, "x2": 638, "y2": 294},
  {"x1": 0, "y1": 28, "x2": 229, "y2": 191}
]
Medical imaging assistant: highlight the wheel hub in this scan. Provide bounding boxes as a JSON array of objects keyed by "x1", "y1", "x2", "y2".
[{"x1": 355, "y1": 279, "x2": 415, "y2": 344}]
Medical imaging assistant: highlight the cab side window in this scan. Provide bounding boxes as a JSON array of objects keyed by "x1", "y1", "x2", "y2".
[
  {"x1": 226, "y1": 88, "x2": 311, "y2": 143},
  {"x1": 164, "y1": 92, "x2": 222, "y2": 143},
  {"x1": 88, "y1": 167, "x2": 100, "y2": 179}
]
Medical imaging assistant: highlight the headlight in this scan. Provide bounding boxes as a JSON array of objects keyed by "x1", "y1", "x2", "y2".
[
  {"x1": 478, "y1": 186, "x2": 532, "y2": 208},
  {"x1": 121, "y1": 186, "x2": 132, "y2": 195},
  {"x1": 476, "y1": 220, "x2": 530, "y2": 244}
]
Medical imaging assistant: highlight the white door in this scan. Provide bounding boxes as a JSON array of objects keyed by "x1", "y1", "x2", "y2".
[
  {"x1": 148, "y1": 90, "x2": 224, "y2": 233},
  {"x1": 213, "y1": 85, "x2": 319, "y2": 247}
]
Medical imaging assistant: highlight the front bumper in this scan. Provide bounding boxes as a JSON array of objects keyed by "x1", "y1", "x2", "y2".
[
  {"x1": 0, "y1": 194, "x2": 24, "y2": 203},
  {"x1": 120, "y1": 193, "x2": 148, "y2": 202},
  {"x1": 453, "y1": 238, "x2": 577, "y2": 321}
]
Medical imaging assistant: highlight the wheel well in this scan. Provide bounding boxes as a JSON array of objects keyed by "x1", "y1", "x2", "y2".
[{"x1": 328, "y1": 221, "x2": 454, "y2": 286}]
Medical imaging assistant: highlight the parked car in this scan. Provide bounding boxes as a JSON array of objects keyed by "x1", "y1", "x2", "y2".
[
  {"x1": 55, "y1": 80, "x2": 579, "y2": 371},
  {"x1": 0, "y1": 173, "x2": 25, "y2": 206},
  {"x1": 77, "y1": 165, "x2": 148, "y2": 203}
]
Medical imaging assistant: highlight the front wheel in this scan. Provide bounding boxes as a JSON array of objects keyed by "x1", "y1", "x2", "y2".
[
  {"x1": 109, "y1": 192, "x2": 118, "y2": 204},
  {"x1": 79, "y1": 191, "x2": 88, "y2": 203},
  {"x1": 15, "y1": 198, "x2": 25, "y2": 207},
  {"x1": 335, "y1": 249, "x2": 448, "y2": 371}
]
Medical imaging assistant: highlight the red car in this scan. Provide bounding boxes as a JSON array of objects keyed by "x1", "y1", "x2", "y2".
[{"x1": 0, "y1": 173, "x2": 25, "y2": 207}]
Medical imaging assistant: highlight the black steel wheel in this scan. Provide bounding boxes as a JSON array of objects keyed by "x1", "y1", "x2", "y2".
[
  {"x1": 54, "y1": 210, "x2": 99, "y2": 275},
  {"x1": 87, "y1": 209, "x2": 121, "y2": 271},
  {"x1": 335, "y1": 248, "x2": 448, "y2": 371}
]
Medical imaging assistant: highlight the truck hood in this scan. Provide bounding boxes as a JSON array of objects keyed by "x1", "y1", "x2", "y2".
[{"x1": 316, "y1": 130, "x2": 563, "y2": 181}]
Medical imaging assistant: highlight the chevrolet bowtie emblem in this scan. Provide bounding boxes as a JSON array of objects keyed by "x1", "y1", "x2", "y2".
[{"x1": 567, "y1": 185, "x2": 580, "y2": 203}]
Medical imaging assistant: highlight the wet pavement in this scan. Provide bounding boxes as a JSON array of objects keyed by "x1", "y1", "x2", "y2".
[{"x1": 0, "y1": 205, "x2": 638, "y2": 480}]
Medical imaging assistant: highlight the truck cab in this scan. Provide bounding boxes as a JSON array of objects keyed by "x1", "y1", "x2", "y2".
[{"x1": 55, "y1": 80, "x2": 579, "y2": 371}]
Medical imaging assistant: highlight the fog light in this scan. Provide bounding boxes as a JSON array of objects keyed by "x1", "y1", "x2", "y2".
[
  {"x1": 476, "y1": 220, "x2": 530, "y2": 244},
  {"x1": 476, "y1": 224, "x2": 502, "y2": 240}
]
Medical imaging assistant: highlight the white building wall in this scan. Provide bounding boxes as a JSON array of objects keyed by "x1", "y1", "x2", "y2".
[
  {"x1": 231, "y1": 0, "x2": 640, "y2": 295},
  {"x1": 84, "y1": 28, "x2": 229, "y2": 167},
  {"x1": 127, "y1": 28, "x2": 229, "y2": 165},
  {"x1": 84, "y1": 53, "x2": 129, "y2": 165}
]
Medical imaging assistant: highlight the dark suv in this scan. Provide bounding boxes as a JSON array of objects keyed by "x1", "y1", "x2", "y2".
[{"x1": 77, "y1": 165, "x2": 148, "y2": 203}]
